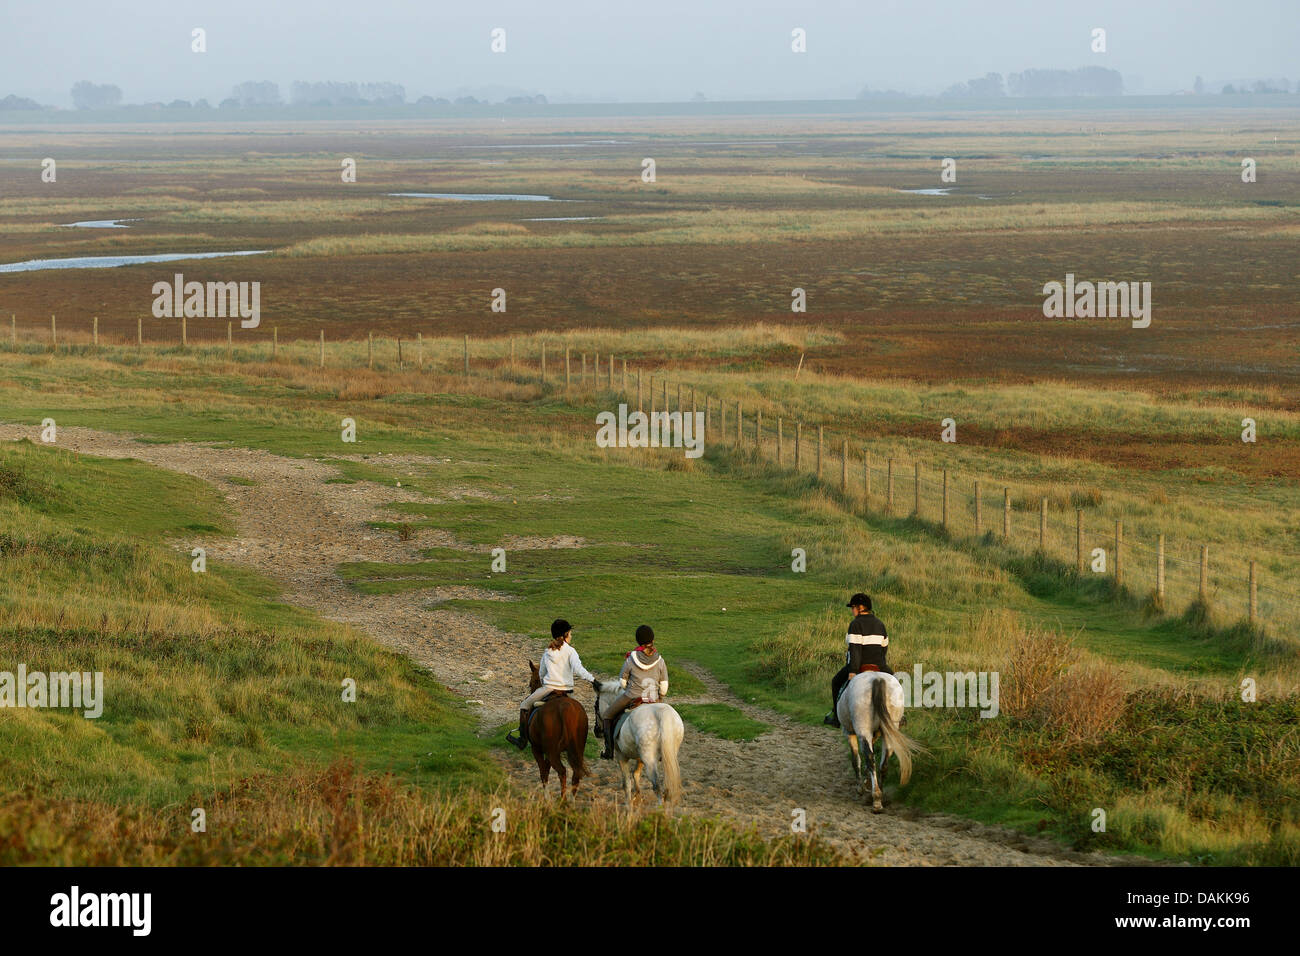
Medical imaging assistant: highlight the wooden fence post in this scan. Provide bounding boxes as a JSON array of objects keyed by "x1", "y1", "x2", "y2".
[
  {"x1": 756, "y1": 409, "x2": 762, "y2": 452},
  {"x1": 841, "y1": 439, "x2": 848, "y2": 491},
  {"x1": 974, "y1": 480, "x2": 982, "y2": 535},
  {"x1": 540, "y1": 342, "x2": 546, "y2": 381},
  {"x1": 816, "y1": 426, "x2": 823, "y2": 478},
  {"x1": 794, "y1": 422, "x2": 801, "y2": 469},
  {"x1": 1199, "y1": 545, "x2": 1209, "y2": 605},
  {"x1": 510, "y1": 337, "x2": 515, "y2": 367},
  {"x1": 137, "y1": 317, "x2": 142, "y2": 348},
  {"x1": 368, "y1": 331, "x2": 373, "y2": 368},
  {"x1": 398, "y1": 336, "x2": 403, "y2": 371},
  {"x1": 913, "y1": 462, "x2": 921, "y2": 517},
  {"x1": 1003, "y1": 488, "x2": 1011, "y2": 539},
  {"x1": 273, "y1": 326, "x2": 278, "y2": 360},
  {"x1": 887, "y1": 459, "x2": 895, "y2": 514},
  {"x1": 663, "y1": 380, "x2": 668, "y2": 413},
  {"x1": 637, "y1": 370, "x2": 643, "y2": 411},
  {"x1": 51, "y1": 314, "x2": 56, "y2": 350},
  {"x1": 565, "y1": 347, "x2": 571, "y2": 386},
  {"x1": 10, "y1": 314, "x2": 14, "y2": 347},
  {"x1": 181, "y1": 316, "x2": 186, "y2": 348},
  {"x1": 1039, "y1": 498, "x2": 1048, "y2": 551},
  {"x1": 691, "y1": 386, "x2": 696, "y2": 417},
  {"x1": 1249, "y1": 560, "x2": 1257, "y2": 625},
  {"x1": 581, "y1": 353, "x2": 587, "y2": 383},
  {"x1": 736, "y1": 403, "x2": 742, "y2": 443},
  {"x1": 1077, "y1": 510, "x2": 1085, "y2": 574},
  {"x1": 719, "y1": 397, "x2": 725, "y2": 437},
  {"x1": 1156, "y1": 533, "x2": 1165, "y2": 603},
  {"x1": 622, "y1": 358, "x2": 627, "y2": 393},
  {"x1": 319, "y1": 330, "x2": 325, "y2": 368},
  {"x1": 863, "y1": 451, "x2": 870, "y2": 500},
  {"x1": 942, "y1": 470, "x2": 950, "y2": 530},
  {"x1": 776, "y1": 418, "x2": 783, "y2": 464},
  {"x1": 417, "y1": 332, "x2": 423, "y2": 372},
  {"x1": 1115, "y1": 520, "x2": 1124, "y2": 589},
  {"x1": 594, "y1": 352, "x2": 599, "y2": 383},
  {"x1": 93, "y1": 316, "x2": 98, "y2": 347},
  {"x1": 227, "y1": 321, "x2": 233, "y2": 357},
  {"x1": 464, "y1": 335, "x2": 469, "y2": 377}
]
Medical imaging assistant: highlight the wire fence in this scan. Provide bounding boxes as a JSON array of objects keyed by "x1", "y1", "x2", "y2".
[{"x1": 8, "y1": 320, "x2": 1298, "y2": 634}]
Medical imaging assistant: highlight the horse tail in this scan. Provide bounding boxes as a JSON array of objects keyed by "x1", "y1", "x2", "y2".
[
  {"x1": 872, "y1": 677, "x2": 921, "y2": 786},
  {"x1": 657, "y1": 707, "x2": 683, "y2": 807}
]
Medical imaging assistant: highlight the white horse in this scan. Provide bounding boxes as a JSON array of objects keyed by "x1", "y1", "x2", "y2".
[
  {"x1": 836, "y1": 670, "x2": 923, "y2": 813},
  {"x1": 592, "y1": 679, "x2": 684, "y2": 809}
]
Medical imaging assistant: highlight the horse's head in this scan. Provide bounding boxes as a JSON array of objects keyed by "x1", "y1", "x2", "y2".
[{"x1": 528, "y1": 660, "x2": 541, "y2": 692}]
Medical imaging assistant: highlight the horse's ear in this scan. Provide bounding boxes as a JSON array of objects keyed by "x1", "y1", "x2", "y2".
[{"x1": 529, "y1": 660, "x2": 538, "y2": 674}]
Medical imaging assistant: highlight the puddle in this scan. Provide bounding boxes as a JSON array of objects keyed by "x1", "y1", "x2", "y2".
[
  {"x1": 0, "y1": 250, "x2": 268, "y2": 274},
  {"x1": 453, "y1": 141, "x2": 631, "y2": 149},
  {"x1": 897, "y1": 188, "x2": 992, "y2": 199},
  {"x1": 388, "y1": 192, "x2": 559, "y2": 201},
  {"x1": 62, "y1": 219, "x2": 139, "y2": 229}
]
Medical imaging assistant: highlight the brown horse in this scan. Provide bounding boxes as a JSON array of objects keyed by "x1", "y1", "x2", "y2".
[{"x1": 524, "y1": 661, "x2": 590, "y2": 797}]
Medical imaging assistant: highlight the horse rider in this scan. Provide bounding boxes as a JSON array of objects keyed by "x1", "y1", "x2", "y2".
[
  {"x1": 597, "y1": 624, "x2": 668, "y2": 759},
  {"x1": 507, "y1": 618, "x2": 594, "y2": 749},
  {"x1": 824, "y1": 592, "x2": 892, "y2": 728}
]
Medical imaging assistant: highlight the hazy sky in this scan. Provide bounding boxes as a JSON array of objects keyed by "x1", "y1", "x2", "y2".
[{"x1": 1, "y1": 0, "x2": 1295, "y2": 105}]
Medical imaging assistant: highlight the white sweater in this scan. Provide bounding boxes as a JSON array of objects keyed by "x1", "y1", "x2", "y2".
[{"x1": 539, "y1": 642, "x2": 594, "y2": 690}]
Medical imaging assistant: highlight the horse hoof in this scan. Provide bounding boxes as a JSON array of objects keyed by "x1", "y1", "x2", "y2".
[{"x1": 872, "y1": 803, "x2": 884, "y2": 814}]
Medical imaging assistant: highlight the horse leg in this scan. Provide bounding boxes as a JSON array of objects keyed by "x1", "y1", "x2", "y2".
[
  {"x1": 846, "y1": 733, "x2": 863, "y2": 790},
  {"x1": 641, "y1": 753, "x2": 660, "y2": 803},
  {"x1": 632, "y1": 762, "x2": 645, "y2": 806},
  {"x1": 618, "y1": 755, "x2": 635, "y2": 808},
  {"x1": 866, "y1": 737, "x2": 883, "y2": 813},
  {"x1": 535, "y1": 749, "x2": 550, "y2": 790}
]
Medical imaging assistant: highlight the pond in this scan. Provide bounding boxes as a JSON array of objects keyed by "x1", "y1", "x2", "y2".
[
  {"x1": 0, "y1": 250, "x2": 269, "y2": 274},
  {"x1": 388, "y1": 192, "x2": 558, "y2": 201}
]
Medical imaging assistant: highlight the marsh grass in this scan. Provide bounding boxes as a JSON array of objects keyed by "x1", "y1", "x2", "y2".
[{"x1": 0, "y1": 759, "x2": 852, "y2": 866}]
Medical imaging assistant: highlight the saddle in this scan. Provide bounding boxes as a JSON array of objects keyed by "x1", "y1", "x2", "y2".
[
  {"x1": 857, "y1": 664, "x2": 880, "y2": 674},
  {"x1": 526, "y1": 689, "x2": 571, "y2": 727}
]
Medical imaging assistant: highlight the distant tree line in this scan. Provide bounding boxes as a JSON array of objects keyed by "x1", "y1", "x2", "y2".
[
  {"x1": 1222, "y1": 78, "x2": 1292, "y2": 94},
  {"x1": 0, "y1": 94, "x2": 48, "y2": 110},
  {"x1": 942, "y1": 67, "x2": 1124, "y2": 97},
  {"x1": 289, "y1": 81, "x2": 405, "y2": 106}
]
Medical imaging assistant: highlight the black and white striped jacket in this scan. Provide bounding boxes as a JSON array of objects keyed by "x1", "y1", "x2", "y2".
[{"x1": 845, "y1": 613, "x2": 889, "y2": 672}]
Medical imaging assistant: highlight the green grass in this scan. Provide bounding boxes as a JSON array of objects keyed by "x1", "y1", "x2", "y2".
[
  {"x1": 0, "y1": 439, "x2": 498, "y2": 805},
  {"x1": 676, "y1": 703, "x2": 770, "y2": 741}
]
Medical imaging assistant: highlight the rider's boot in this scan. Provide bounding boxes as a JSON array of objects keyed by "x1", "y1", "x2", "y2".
[
  {"x1": 601, "y1": 720, "x2": 614, "y2": 759},
  {"x1": 506, "y1": 708, "x2": 530, "y2": 749},
  {"x1": 823, "y1": 709, "x2": 840, "y2": 728}
]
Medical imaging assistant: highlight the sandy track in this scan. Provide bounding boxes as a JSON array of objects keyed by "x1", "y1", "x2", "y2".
[{"x1": 3, "y1": 423, "x2": 1140, "y2": 866}]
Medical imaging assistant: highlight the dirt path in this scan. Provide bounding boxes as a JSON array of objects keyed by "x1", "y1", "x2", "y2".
[{"x1": 3, "y1": 423, "x2": 1136, "y2": 866}]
